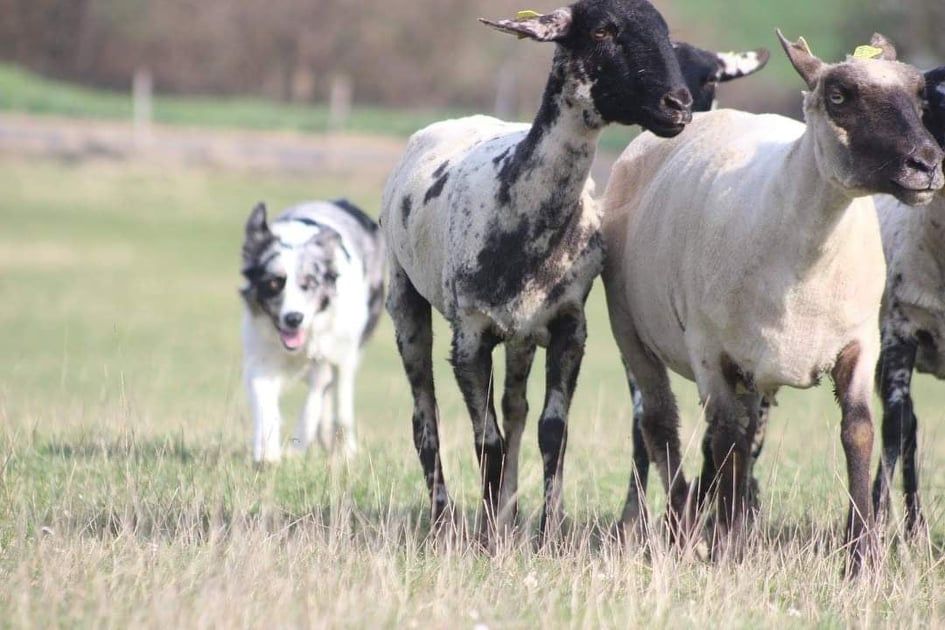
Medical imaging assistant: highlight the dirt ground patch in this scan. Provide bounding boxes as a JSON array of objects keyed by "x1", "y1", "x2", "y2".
[{"x1": 0, "y1": 113, "x2": 618, "y2": 184}]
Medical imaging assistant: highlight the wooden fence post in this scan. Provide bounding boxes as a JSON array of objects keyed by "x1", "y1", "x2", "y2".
[
  {"x1": 328, "y1": 74, "x2": 352, "y2": 133},
  {"x1": 132, "y1": 67, "x2": 153, "y2": 147}
]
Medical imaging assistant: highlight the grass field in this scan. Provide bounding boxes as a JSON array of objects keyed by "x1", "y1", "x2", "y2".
[{"x1": 3, "y1": 154, "x2": 945, "y2": 626}]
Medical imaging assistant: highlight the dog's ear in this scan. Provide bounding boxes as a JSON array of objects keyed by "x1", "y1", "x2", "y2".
[
  {"x1": 243, "y1": 202, "x2": 273, "y2": 262},
  {"x1": 245, "y1": 202, "x2": 270, "y2": 240}
]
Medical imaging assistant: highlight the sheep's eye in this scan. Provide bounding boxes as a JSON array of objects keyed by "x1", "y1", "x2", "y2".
[
  {"x1": 829, "y1": 91, "x2": 845, "y2": 105},
  {"x1": 592, "y1": 26, "x2": 615, "y2": 41}
]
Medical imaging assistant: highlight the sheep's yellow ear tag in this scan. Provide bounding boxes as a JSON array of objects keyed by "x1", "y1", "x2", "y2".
[
  {"x1": 514, "y1": 9, "x2": 542, "y2": 38},
  {"x1": 515, "y1": 10, "x2": 543, "y2": 20},
  {"x1": 852, "y1": 45, "x2": 883, "y2": 60}
]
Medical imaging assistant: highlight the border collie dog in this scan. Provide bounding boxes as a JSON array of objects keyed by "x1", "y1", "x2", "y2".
[{"x1": 240, "y1": 200, "x2": 385, "y2": 462}]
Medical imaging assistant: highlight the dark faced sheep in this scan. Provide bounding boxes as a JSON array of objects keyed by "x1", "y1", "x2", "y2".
[
  {"x1": 601, "y1": 31, "x2": 943, "y2": 575},
  {"x1": 870, "y1": 63, "x2": 945, "y2": 535}
]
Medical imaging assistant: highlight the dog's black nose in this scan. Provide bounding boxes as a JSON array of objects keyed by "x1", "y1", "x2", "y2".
[{"x1": 282, "y1": 312, "x2": 303, "y2": 329}]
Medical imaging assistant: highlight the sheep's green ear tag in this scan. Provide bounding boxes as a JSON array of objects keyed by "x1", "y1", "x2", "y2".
[
  {"x1": 852, "y1": 45, "x2": 883, "y2": 60},
  {"x1": 514, "y1": 9, "x2": 543, "y2": 38}
]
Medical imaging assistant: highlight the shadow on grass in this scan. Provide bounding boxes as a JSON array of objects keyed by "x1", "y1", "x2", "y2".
[{"x1": 37, "y1": 435, "x2": 241, "y2": 465}]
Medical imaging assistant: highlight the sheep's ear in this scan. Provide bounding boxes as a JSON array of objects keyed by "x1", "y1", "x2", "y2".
[
  {"x1": 479, "y1": 8, "x2": 572, "y2": 42},
  {"x1": 926, "y1": 67, "x2": 945, "y2": 107},
  {"x1": 924, "y1": 67, "x2": 945, "y2": 147},
  {"x1": 716, "y1": 48, "x2": 770, "y2": 82},
  {"x1": 777, "y1": 29, "x2": 824, "y2": 89},
  {"x1": 869, "y1": 33, "x2": 897, "y2": 61}
]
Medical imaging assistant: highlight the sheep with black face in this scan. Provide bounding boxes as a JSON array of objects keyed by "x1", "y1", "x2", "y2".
[
  {"x1": 650, "y1": 57, "x2": 945, "y2": 542},
  {"x1": 673, "y1": 42, "x2": 769, "y2": 111},
  {"x1": 380, "y1": 0, "x2": 691, "y2": 540},
  {"x1": 870, "y1": 63, "x2": 945, "y2": 535},
  {"x1": 601, "y1": 31, "x2": 943, "y2": 575}
]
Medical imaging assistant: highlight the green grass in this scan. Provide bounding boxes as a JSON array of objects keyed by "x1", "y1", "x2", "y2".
[{"x1": 2, "y1": 155, "x2": 945, "y2": 626}]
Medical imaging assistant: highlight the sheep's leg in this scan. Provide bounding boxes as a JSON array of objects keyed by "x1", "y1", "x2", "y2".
[
  {"x1": 705, "y1": 387, "x2": 758, "y2": 559},
  {"x1": 450, "y1": 324, "x2": 504, "y2": 533},
  {"x1": 639, "y1": 375, "x2": 693, "y2": 543},
  {"x1": 834, "y1": 340, "x2": 878, "y2": 576},
  {"x1": 747, "y1": 396, "x2": 771, "y2": 509},
  {"x1": 387, "y1": 265, "x2": 451, "y2": 523},
  {"x1": 696, "y1": 394, "x2": 767, "y2": 511},
  {"x1": 901, "y1": 409, "x2": 923, "y2": 536},
  {"x1": 696, "y1": 423, "x2": 717, "y2": 509},
  {"x1": 498, "y1": 342, "x2": 537, "y2": 528},
  {"x1": 536, "y1": 311, "x2": 587, "y2": 545},
  {"x1": 607, "y1": 296, "x2": 693, "y2": 541},
  {"x1": 621, "y1": 377, "x2": 652, "y2": 535},
  {"x1": 615, "y1": 337, "x2": 692, "y2": 542},
  {"x1": 871, "y1": 334, "x2": 921, "y2": 532}
]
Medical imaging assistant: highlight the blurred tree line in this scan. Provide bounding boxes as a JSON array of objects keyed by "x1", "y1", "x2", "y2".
[
  {"x1": 0, "y1": 0, "x2": 942, "y2": 112},
  {"x1": 0, "y1": 0, "x2": 553, "y2": 112}
]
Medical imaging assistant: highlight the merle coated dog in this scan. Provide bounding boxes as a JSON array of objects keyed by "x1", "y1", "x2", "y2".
[{"x1": 241, "y1": 200, "x2": 384, "y2": 462}]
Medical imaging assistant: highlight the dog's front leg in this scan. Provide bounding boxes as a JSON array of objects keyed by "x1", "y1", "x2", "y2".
[
  {"x1": 333, "y1": 357, "x2": 360, "y2": 457},
  {"x1": 247, "y1": 370, "x2": 284, "y2": 463},
  {"x1": 293, "y1": 362, "x2": 333, "y2": 453}
]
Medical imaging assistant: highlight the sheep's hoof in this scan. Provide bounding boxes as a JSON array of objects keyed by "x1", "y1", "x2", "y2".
[{"x1": 905, "y1": 508, "x2": 927, "y2": 542}]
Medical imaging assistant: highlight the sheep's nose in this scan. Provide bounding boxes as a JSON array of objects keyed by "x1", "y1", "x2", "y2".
[
  {"x1": 909, "y1": 142, "x2": 945, "y2": 175},
  {"x1": 282, "y1": 312, "x2": 303, "y2": 329},
  {"x1": 662, "y1": 88, "x2": 693, "y2": 122},
  {"x1": 906, "y1": 155, "x2": 938, "y2": 175}
]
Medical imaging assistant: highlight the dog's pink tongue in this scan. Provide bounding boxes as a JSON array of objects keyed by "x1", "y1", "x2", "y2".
[{"x1": 280, "y1": 329, "x2": 305, "y2": 350}]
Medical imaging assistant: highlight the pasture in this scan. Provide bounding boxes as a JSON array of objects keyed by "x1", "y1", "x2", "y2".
[{"x1": 2, "y1": 152, "x2": 945, "y2": 626}]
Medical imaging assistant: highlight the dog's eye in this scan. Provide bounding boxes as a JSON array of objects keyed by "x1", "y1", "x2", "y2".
[
  {"x1": 258, "y1": 276, "x2": 285, "y2": 297},
  {"x1": 301, "y1": 275, "x2": 319, "y2": 291},
  {"x1": 324, "y1": 271, "x2": 338, "y2": 286}
]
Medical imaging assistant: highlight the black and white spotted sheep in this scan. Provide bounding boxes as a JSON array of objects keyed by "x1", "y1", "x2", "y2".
[
  {"x1": 871, "y1": 64, "x2": 945, "y2": 534},
  {"x1": 379, "y1": 0, "x2": 692, "y2": 540}
]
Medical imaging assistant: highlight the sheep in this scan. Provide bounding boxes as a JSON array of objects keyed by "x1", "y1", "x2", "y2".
[
  {"x1": 673, "y1": 42, "x2": 769, "y2": 111},
  {"x1": 871, "y1": 64, "x2": 945, "y2": 535},
  {"x1": 637, "y1": 61, "x2": 945, "y2": 533},
  {"x1": 380, "y1": 0, "x2": 692, "y2": 539},
  {"x1": 618, "y1": 40, "x2": 772, "y2": 523},
  {"x1": 600, "y1": 31, "x2": 944, "y2": 573}
]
